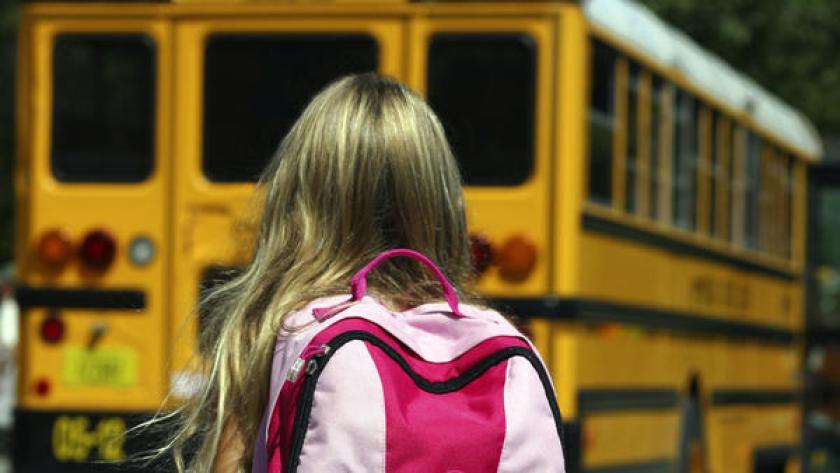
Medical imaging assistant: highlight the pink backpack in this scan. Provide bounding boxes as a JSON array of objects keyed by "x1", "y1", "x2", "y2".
[{"x1": 252, "y1": 249, "x2": 566, "y2": 472}]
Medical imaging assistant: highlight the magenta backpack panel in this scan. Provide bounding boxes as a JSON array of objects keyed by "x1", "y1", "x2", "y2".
[{"x1": 253, "y1": 249, "x2": 566, "y2": 472}]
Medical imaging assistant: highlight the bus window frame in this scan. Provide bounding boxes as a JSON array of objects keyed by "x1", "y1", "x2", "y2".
[
  {"x1": 744, "y1": 130, "x2": 762, "y2": 250},
  {"x1": 585, "y1": 37, "x2": 618, "y2": 206},
  {"x1": 410, "y1": 14, "x2": 555, "y2": 295},
  {"x1": 201, "y1": 32, "x2": 381, "y2": 183},
  {"x1": 670, "y1": 86, "x2": 699, "y2": 231},
  {"x1": 624, "y1": 61, "x2": 643, "y2": 215},
  {"x1": 581, "y1": 27, "x2": 810, "y2": 274},
  {"x1": 612, "y1": 57, "x2": 628, "y2": 211},
  {"x1": 635, "y1": 70, "x2": 652, "y2": 218},
  {"x1": 30, "y1": 19, "x2": 171, "y2": 198},
  {"x1": 714, "y1": 115, "x2": 732, "y2": 242},
  {"x1": 730, "y1": 124, "x2": 746, "y2": 247},
  {"x1": 425, "y1": 32, "x2": 538, "y2": 187},
  {"x1": 759, "y1": 144, "x2": 775, "y2": 255},
  {"x1": 696, "y1": 105, "x2": 712, "y2": 235},
  {"x1": 50, "y1": 32, "x2": 157, "y2": 184},
  {"x1": 657, "y1": 83, "x2": 675, "y2": 225}
]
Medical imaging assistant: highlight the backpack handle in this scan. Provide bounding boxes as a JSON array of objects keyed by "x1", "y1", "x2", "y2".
[{"x1": 350, "y1": 249, "x2": 465, "y2": 319}]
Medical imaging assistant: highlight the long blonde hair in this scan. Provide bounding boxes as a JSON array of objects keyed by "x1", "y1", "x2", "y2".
[{"x1": 162, "y1": 73, "x2": 475, "y2": 471}]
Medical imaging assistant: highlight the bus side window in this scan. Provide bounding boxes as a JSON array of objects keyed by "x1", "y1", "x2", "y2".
[
  {"x1": 649, "y1": 75, "x2": 664, "y2": 220},
  {"x1": 706, "y1": 109, "x2": 719, "y2": 236},
  {"x1": 730, "y1": 125, "x2": 746, "y2": 246},
  {"x1": 625, "y1": 62, "x2": 641, "y2": 214},
  {"x1": 760, "y1": 145, "x2": 777, "y2": 255},
  {"x1": 427, "y1": 33, "x2": 536, "y2": 186},
  {"x1": 52, "y1": 34, "x2": 155, "y2": 183},
  {"x1": 785, "y1": 155, "x2": 794, "y2": 258},
  {"x1": 587, "y1": 39, "x2": 616, "y2": 204},
  {"x1": 203, "y1": 34, "x2": 378, "y2": 182},
  {"x1": 744, "y1": 130, "x2": 762, "y2": 249},
  {"x1": 671, "y1": 88, "x2": 698, "y2": 231}
]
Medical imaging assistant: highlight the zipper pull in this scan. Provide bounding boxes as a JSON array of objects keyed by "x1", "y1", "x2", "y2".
[
  {"x1": 287, "y1": 358, "x2": 305, "y2": 383},
  {"x1": 286, "y1": 344, "x2": 330, "y2": 383}
]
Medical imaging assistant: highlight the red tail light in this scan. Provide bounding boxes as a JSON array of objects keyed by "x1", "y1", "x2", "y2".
[
  {"x1": 80, "y1": 229, "x2": 117, "y2": 271},
  {"x1": 40, "y1": 313, "x2": 65, "y2": 344},
  {"x1": 497, "y1": 235, "x2": 537, "y2": 282},
  {"x1": 37, "y1": 229, "x2": 73, "y2": 271},
  {"x1": 34, "y1": 378, "x2": 51, "y2": 397},
  {"x1": 469, "y1": 233, "x2": 494, "y2": 276}
]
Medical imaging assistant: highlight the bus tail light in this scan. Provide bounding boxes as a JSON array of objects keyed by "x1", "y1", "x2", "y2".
[
  {"x1": 80, "y1": 229, "x2": 117, "y2": 271},
  {"x1": 40, "y1": 312, "x2": 65, "y2": 344},
  {"x1": 34, "y1": 378, "x2": 51, "y2": 397},
  {"x1": 469, "y1": 233, "x2": 494, "y2": 277},
  {"x1": 37, "y1": 229, "x2": 73, "y2": 271},
  {"x1": 497, "y1": 235, "x2": 537, "y2": 282}
]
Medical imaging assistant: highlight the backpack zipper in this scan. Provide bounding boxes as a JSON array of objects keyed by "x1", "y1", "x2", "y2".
[
  {"x1": 285, "y1": 331, "x2": 564, "y2": 473},
  {"x1": 287, "y1": 345, "x2": 330, "y2": 383}
]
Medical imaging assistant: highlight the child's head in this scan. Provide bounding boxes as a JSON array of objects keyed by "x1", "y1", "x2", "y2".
[
  {"x1": 253, "y1": 72, "x2": 473, "y2": 303},
  {"x1": 173, "y1": 73, "x2": 475, "y2": 472}
]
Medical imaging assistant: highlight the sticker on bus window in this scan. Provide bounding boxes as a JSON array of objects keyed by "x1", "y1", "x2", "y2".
[{"x1": 63, "y1": 347, "x2": 138, "y2": 387}]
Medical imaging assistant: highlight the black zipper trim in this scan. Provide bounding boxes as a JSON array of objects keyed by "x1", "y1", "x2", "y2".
[{"x1": 286, "y1": 330, "x2": 565, "y2": 473}]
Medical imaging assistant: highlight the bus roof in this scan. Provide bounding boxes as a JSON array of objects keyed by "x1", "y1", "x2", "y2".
[{"x1": 585, "y1": 0, "x2": 823, "y2": 160}]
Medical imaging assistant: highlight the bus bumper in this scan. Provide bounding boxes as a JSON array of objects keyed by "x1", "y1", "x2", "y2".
[{"x1": 14, "y1": 408, "x2": 169, "y2": 473}]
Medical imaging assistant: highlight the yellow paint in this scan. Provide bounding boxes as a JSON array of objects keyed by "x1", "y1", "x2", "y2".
[
  {"x1": 579, "y1": 230, "x2": 801, "y2": 328},
  {"x1": 583, "y1": 410, "x2": 679, "y2": 467},
  {"x1": 554, "y1": 5, "x2": 586, "y2": 296},
  {"x1": 19, "y1": 15, "x2": 171, "y2": 411},
  {"x1": 707, "y1": 406, "x2": 799, "y2": 473}
]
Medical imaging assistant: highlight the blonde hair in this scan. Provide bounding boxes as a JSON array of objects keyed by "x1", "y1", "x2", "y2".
[{"x1": 159, "y1": 73, "x2": 475, "y2": 471}]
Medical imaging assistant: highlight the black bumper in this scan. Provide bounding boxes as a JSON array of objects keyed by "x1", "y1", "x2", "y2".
[
  {"x1": 14, "y1": 287, "x2": 146, "y2": 311},
  {"x1": 14, "y1": 409, "x2": 173, "y2": 473}
]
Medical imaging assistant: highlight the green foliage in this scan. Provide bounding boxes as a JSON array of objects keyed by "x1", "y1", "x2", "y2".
[
  {"x1": 638, "y1": 0, "x2": 840, "y2": 138},
  {"x1": 0, "y1": 3, "x2": 16, "y2": 265}
]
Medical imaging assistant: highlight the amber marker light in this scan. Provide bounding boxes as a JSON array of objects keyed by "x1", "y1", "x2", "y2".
[
  {"x1": 497, "y1": 235, "x2": 537, "y2": 283},
  {"x1": 37, "y1": 229, "x2": 73, "y2": 271},
  {"x1": 80, "y1": 229, "x2": 117, "y2": 271}
]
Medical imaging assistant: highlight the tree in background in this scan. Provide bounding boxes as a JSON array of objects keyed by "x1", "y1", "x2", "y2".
[{"x1": 639, "y1": 0, "x2": 840, "y2": 151}]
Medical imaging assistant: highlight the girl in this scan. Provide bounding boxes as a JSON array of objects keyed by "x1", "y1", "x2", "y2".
[{"x1": 162, "y1": 73, "x2": 477, "y2": 472}]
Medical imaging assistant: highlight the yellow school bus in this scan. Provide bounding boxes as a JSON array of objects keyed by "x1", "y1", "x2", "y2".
[{"x1": 13, "y1": 0, "x2": 822, "y2": 471}]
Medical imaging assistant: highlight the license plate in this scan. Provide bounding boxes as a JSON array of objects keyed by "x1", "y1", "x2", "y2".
[
  {"x1": 63, "y1": 347, "x2": 138, "y2": 387},
  {"x1": 52, "y1": 415, "x2": 128, "y2": 462}
]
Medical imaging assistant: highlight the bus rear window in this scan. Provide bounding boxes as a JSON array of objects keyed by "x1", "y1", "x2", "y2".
[
  {"x1": 52, "y1": 34, "x2": 155, "y2": 183},
  {"x1": 427, "y1": 33, "x2": 536, "y2": 186},
  {"x1": 203, "y1": 34, "x2": 378, "y2": 182}
]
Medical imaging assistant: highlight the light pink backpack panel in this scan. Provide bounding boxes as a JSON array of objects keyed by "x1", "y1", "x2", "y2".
[{"x1": 252, "y1": 249, "x2": 566, "y2": 472}]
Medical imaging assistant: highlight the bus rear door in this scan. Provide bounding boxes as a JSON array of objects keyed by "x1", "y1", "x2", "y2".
[
  {"x1": 15, "y1": 10, "x2": 172, "y2": 471},
  {"x1": 169, "y1": 6, "x2": 406, "y2": 387}
]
